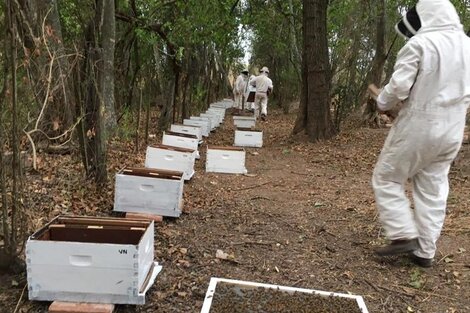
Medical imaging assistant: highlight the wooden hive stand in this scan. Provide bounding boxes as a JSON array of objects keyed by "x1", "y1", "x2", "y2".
[
  {"x1": 49, "y1": 302, "x2": 114, "y2": 313},
  {"x1": 125, "y1": 212, "x2": 163, "y2": 222}
]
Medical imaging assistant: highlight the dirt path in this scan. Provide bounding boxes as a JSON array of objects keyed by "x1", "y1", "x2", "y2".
[{"x1": 1, "y1": 108, "x2": 470, "y2": 312}]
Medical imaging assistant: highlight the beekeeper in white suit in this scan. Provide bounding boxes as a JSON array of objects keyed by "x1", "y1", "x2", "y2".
[
  {"x1": 373, "y1": 0, "x2": 470, "y2": 267},
  {"x1": 250, "y1": 67, "x2": 273, "y2": 121},
  {"x1": 245, "y1": 75, "x2": 256, "y2": 112},
  {"x1": 233, "y1": 69, "x2": 249, "y2": 111}
]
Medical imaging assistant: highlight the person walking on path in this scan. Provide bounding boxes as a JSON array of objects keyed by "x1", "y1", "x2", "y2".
[
  {"x1": 250, "y1": 67, "x2": 273, "y2": 121},
  {"x1": 245, "y1": 74, "x2": 256, "y2": 112},
  {"x1": 372, "y1": 0, "x2": 470, "y2": 268},
  {"x1": 233, "y1": 69, "x2": 249, "y2": 113}
]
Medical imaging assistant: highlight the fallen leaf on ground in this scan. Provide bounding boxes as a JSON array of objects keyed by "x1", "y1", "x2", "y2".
[{"x1": 216, "y1": 249, "x2": 229, "y2": 260}]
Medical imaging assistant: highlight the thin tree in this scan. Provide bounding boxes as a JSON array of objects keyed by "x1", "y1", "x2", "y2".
[
  {"x1": 79, "y1": 0, "x2": 116, "y2": 185},
  {"x1": 293, "y1": 0, "x2": 336, "y2": 141},
  {"x1": 361, "y1": 0, "x2": 388, "y2": 127},
  {"x1": 1, "y1": 0, "x2": 24, "y2": 270}
]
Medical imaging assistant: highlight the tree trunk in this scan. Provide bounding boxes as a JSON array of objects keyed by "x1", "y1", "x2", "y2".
[
  {"x1": 79, "y1": 0, "x2": 116, "y2": 185},
  {"x1": 125, "y1": 37, "x2": 141, "y2": 114},
  {"x1": 82, "y1": 22, "x2": 99, "y2": 179},
  {"x1": 293, "y1": 0, "x2": 336, "y2": 141},
  {"x1": 100, "y1": 0, "x2": 117, "y2": 134},
  {"x1": 384, "y1": 42, "x2": 398, "y2": 84},
  {"x1": 159, "y1": 78, "x2": 174, "y2": 132},
  {"x1": 369, "y1": 0, "x2": 387, "y2": 86},
  {"x1": 287, "y1": 0, "x2": 302, "y2": 83},
  {"x1": 1, "y1": 0, "x2": 24, "y2": 269},
  {"x1": 359, "y1": 0, "x2": 387, "y2": 106},
  {"x1": 171, "y1": 61, "x2": 180, "y2": 124},
  {"x1": 0, "y1": 5, "x2": 11, "y2": 259},
  {"x1": 73, "y1": 59, "x2": 90, "y2": 176},
  {"x1": 145, "y1": 87, "x2": 150, "y2": 145},
  {"x1": 134, "y1": 87, "x2": 142, "y2": 152},
  {"x1": 181, "y1": 72, "x2": 190, "y2": 120}
]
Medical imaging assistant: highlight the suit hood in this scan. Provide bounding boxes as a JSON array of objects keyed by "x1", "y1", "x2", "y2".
[{"x1": 395, "y1": 0, "x2": 463, "y2": 39}]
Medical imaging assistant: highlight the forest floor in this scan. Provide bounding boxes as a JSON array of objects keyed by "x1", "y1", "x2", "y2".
[{"x1": 1, "y1": 108, "x2": 470, "y2": 313}]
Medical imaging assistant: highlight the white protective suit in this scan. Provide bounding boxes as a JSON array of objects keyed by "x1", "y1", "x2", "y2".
[
  {"x1": 245, "y1": 75, "x2": 256, "y2": 111},
  {"x1": 250, "y1": 72, "x2": 273, "y2": 118},
  {"x1": 373, "y1": 0, "x2": 470, "y2": 259},
  {"x1": 233, "y1": 73, "x2": 248, "y2": 110}
]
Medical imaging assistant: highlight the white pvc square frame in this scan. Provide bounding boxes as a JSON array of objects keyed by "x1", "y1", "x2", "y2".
[{"x1": 201, "y1": 278, "x2": 369, "y2": 313}]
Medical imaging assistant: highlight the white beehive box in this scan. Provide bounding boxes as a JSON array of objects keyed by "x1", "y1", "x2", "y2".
[
  {"x1": 26, "y1": 216, "x2": 162, "y2": 305},
  {"x1": 201, "y1": 278, "x2": 369, "y2": 313},
  {"x1": 191, "y1": 116, "x2": 214, "y2": 131},
  {"x1": 162, "y1": 131, "x2": 200, "y2": 159},
  {"x1": 145, "y1": 144, "x2": 195, "y2": 180},
  {"x1": 208, "y1": 104, "x2": 226, "y2": 112},
  {"x1": 114, "y1": 168, "x2": 184, "y2": 217},
  {"x1": 207, "y1": 108, "x2": 225, "y2": 123},
  {"x1": 200, "y1": 113, "x2": 220, "y2": 127},
  {"x1": 233, "y1": 115, "x2": 256, "y2": 129},
  {"x1": 206, "y1": 146, "x2": 247, "y2": 174},
  {"x1": 234, "y1": 128, "x2": 263, "y2": 148},
  {"x1": 184, "y1": 119, "x2": 210, "y2": 137},
  {"x1": 208, "y1": 107, "x2": 225, "y2": 118},
  {"x1": 212, "y1": 101, "x2": 232, "y2": 109},
  {"x1": 222, "y1": 98, "x2": 234, "y2": 108},
  {"x1": 170, "y1": 124, "x2": 203, "y2": 143},
  {"x1": 209, "y1": 103, "x2": 227, "y2": 111}
]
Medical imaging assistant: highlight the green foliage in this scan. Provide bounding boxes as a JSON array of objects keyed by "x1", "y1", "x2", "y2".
[
  {"x1": 245, "y1": 0, "x2": 302, "y2": 109},
  {"x1": 116, "y1": 108, "x2": 136, "y2": 140},
  {"x1": 451, "y1": 0, "x2": 470, "y2": 31},
  {"x1": 328, "y1": 0, "x2": 422, "y2": 128},
  {"x1": 58, "y1": 0, "x2": 92, "y2": 40},
  {"x1": 7, "y1": 0, "x2": 470, "y2": 142}
]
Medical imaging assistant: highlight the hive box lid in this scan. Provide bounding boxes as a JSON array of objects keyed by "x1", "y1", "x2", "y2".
[
  {"x1": 119, "y1": 167, "x2": 183, "y2": 180},
  {"x1": 207, "y1": 145, "x2": 245, "y2": 152},
  {"x1": 149, "y1": 144, "x2": 195, "y2": 153},
  {"x1": 164, "y1": 131, "x2": 198, "y2": 139},
  {"x1": 236, "y1": 127, "x2": 262, "y2": 132},
  {"x1": 171, "y1": 123, "x2": 202, "y2": 129},
  {"x1": 233, "y1": 115, "x2": 256, "y2": 119}
]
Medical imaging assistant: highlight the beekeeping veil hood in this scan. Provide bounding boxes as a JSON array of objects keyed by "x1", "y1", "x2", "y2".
[{"x1": 395, "y1": 0, "x2": 463, "y2": 39}]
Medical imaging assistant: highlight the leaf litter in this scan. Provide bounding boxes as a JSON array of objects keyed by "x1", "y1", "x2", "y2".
[{"x1": 1, "y1": 109, "x2": 470, "y2": 312}]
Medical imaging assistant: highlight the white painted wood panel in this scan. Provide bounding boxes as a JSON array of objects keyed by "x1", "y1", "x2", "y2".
[
  {"x1": 170, "y1": 124, "x2": 203, "y2": 142},
  {"x1": 221, "y1": 99, "x2": 235, "y2": 108},
  {"x1": 200, "y1": 113, "x2": 220, "y2": 127},
  {"x1": 190, "y1": 116, "x2": 214, "y2": 131},
  {"x1": 233, "y1": 115, "x2": 256, "y2": 129},
  {"x1": 183, "y1": 119, "x2": 210, "y2": 137},
  {"x1": 207, "y1": 108, "x2": 225, "y2": 123},
  {"x1": 114, "y1": 168, "x2": 184, "y2": 217},
  {"x1": 145, "y1": 145, "x2": 195, "y2": 180},
  {"x1": 209, "y1": 103, "x2": 227, "y2": 111},
  {"x1": 206, "y1": 146, "x2": 247, "y2": 174},
  {"x1": 234, "y1": 129, "x2": 263, "y2": 148},
  {"x1": 211, "y1": 100, "x2": 233, "y2": 109},
  {"x1": 162, "y1": 132, "x2": 200, "y2": 159},
  {"x1": 26, "y1": 216, "x2": 161, "y2": 305}
]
